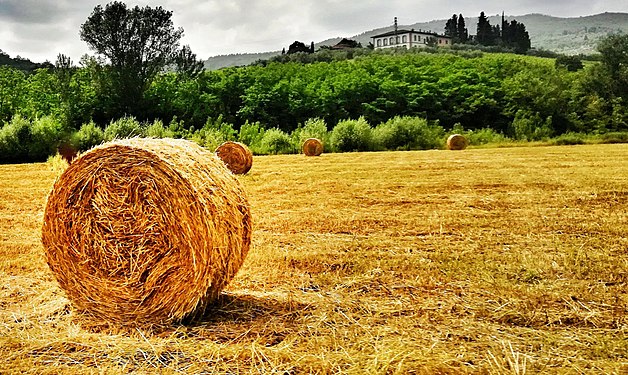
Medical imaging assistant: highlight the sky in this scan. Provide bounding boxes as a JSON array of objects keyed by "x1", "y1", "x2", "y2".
[{"x1": 0, "y1": 0, "x2": 626, "y2": 63}]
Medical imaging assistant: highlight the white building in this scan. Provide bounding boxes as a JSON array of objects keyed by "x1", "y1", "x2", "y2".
[{"x1": 371, "y1": 29, "x2": 452, "y2": 49}]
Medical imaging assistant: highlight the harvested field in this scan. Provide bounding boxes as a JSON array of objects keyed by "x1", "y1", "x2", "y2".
[{"x1": 0, "y1": 144, "x2": 627, "y2": 373}]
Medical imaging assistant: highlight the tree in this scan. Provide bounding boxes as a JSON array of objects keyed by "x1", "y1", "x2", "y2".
[
  {"x1": 80, "y1": 1, "x2": 184, "y2": 119},
  {"x1": 586, "y1": 34, "x2": 628, "y2": 130},
  {"x1": 555, "y1": 55, "x2": 584, "y2": 72},
  {"x1": 174, "y1": 45, "x2": 205, "y2": 78},
  {"x1": 597, "y1": 34, "x2": 628, "y2": 82},
  {"x1": 287, "y1": 41, "x2": 313, "y2": 54},
  {"x1": 457, "y1": 14, "x2": 468, "y2": 43},
  {"x1": 502, "y1": 20, "x2": 531, "y2": 53},
  {"x1": 476, "y1": 12, "x2": 494, "y2": 46},
  {"x1": 445, "y1": 14, "x2": 458, "y2": 40}
]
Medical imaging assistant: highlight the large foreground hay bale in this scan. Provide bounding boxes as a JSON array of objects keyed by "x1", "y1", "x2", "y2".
[
  {"x1": 215, "y1": 141, "x2": 253, "y2": 174},
  {"x1": 41, "y1": 138, "x2": 251, "y2": 325},
  {"x1": 302, "y1": 138, "x2": 323, "y2": 156},
  {"x1": 447, "y1": 134, "x2": 468, "y2": 150}
]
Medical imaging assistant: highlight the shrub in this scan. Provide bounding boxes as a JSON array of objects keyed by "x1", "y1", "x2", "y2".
[
  {"x1": 0, "y1": 115, "x2": 32, "y2": 163},
  {"x1": 466, "y1": 128, "x2": 509, "y2": 145},
  {"x1": 145, "y1": 120, "x2": 175, "y2": 139},
  {"x1": 103, "y1": 117, "x2": 144, "y2": 141},
  {"x1": 555, "y1": 55, "x2": 584, "y2": 71},
  {"x1": 373, "y1": 116, "x2": 445, "y2": 150},
  {"x1": 72, "y1": 121, "x2": 104, "y2": 151},
  {"x1": 238, "y1": 121, "x2": 266, "y2": 154},
  {"x1": 260, "y1": 128, "x2": 294, "y2": 154},
  {"x1": 292, "y1": 118, "x2": 330, "y2": 149},
  {"x1": 510, "y1": 110, "x2": 553, "y2": 141},
  {"x1": 29, "y1": 116, "x2": 65, "y2": 160},
  {"x1": 330, "y1": 117, "x2": 373, "y2": 152},
  {"x1": 551, "y1": 132, "x2": 586, "y2": 145},
  {"x1": 189, "y1": 117, "x2": 237, "y2": 150},
  {"x1": 599, "y1": 131, "x2": 628, "y2": 144}
]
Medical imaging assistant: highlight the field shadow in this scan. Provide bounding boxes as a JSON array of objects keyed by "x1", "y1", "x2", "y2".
[{"x1": 172, "y1": 292, "x2": 312, "y2": 346}]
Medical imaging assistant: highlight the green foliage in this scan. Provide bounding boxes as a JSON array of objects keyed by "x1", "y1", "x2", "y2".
[
  {"x1": 0, "y1": 66, "x2": 26, "y2": 124},
  {"x1": 598, "y1": 131, "x2": 628, "y2": 144},
  {"x1": 144, "y1": 120, "x2": 175, "y2": 138},
  {"x1": 103, "y1": 116, "x2": 144, "y2": 141},
  {"x1": 0, "y1": 115, "x2": 64, "y2": 163},
  {"x1": 465, "y1": 128, "x2": 509, "y2": 145},
  {"x1": 189, "y1": 117, "x2": 236, "y2": 150},
  {"x1": 551, "y1": 132, "x2": 587, "y2": 145},
  {"x1": 260, "y1": 128, "x2": 294, "y2": 154},
  {"x1": 238, "y1": 121, "x2": 266, "y2": 154},
  {"x1": 29, "y1": 116, "x2": 65, "y2": 160},
  {"x1": 555, "y1": 55, "x2": 584, "y2": 71},
  {"x1": 0, "y1": 116, "x2": 32, "y2": 163},
  {"x1": 292, "y1": 118, "x2": 330, "y2": 150},
  {"x1": 373, "y1": 116, "x2": 445, "y2": 150},
  {"x1": 72, "y1": 121, "x2": 104, "y2": 151},
  {"x1": 80, "y1": 1, "x2": 186, "y2": 118},
  {"x1": 330, "y1": 117, "x2": 373, "y2": 152},
  {"x1": 510, "y1": 110, "x2": 554, "y2": 141}
]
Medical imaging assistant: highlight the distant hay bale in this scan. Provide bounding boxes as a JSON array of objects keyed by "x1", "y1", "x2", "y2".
[
  {"x1": 447, "y1": 134, "x2": 468, "y2": 150},
  {"x1": 215, "y1": 141, "x2": 253, "y2": 174},
  {"x1": 41, "y1": 138, "x2": 252, "y2": 325},
  {"x1": 302, "y1": 138, "x2": 323, "y2": 156}
]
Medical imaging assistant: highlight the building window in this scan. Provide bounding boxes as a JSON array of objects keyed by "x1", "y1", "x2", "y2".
[
  {"x1": 377, "y1": 39, "x2": 381, "y2": 47},
  {"x1": 402, "y1": 35, "x2": 407, "y2": 43},
  {"x1": 439, "y1": 39, "x2": 442, "y2": 44},
  {"x1": 389, "y1": 37, "x2": 394, "y2": 45},
  {"x1": 445, "y1": 40, "x2": 449, "y2": 44},
  {"x1": 418, "y1": 35, "x2": 421, "y2": 41},
  {"x1": 383, "y1": 39, "x2": 388, "y2": 46}
]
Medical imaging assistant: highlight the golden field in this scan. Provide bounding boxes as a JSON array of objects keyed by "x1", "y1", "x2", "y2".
[{"x1": 0, "y1": 144, "x2": 627, "y2": 374}]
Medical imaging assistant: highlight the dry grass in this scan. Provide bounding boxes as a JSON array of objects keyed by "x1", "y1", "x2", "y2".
[{"x1": 1, "y1": 144, "x2": 627, "y2": 374}]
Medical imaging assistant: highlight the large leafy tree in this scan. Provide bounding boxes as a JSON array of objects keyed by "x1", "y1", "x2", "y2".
[{"x1": 80, "y1": 1, "x2": 184, "y2": 119}]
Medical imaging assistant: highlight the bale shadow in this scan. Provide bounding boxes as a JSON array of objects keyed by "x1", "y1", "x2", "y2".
[{"x1": 172, "y1": 292, "x2": 313, "y2": 346}]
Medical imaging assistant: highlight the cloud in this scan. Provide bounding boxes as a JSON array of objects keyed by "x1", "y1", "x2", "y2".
[{"x1": 0, "y1": 0, "x2": 626, "y2": 62}]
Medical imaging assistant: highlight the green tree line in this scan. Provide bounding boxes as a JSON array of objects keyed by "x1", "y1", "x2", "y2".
[{"x1": 2, "y1": 42, "x2": 625, "y2": 132}]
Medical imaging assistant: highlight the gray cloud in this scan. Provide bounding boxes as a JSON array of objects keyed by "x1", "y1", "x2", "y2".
[{"x1": 0, "y1": 0, "x2": 626, "y2": 62}]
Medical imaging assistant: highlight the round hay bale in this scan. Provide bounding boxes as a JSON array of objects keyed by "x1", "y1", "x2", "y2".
[
  {"x1": 41, "y1": 138, "x2": 251, "y2": 325},
  {"x1": 447, "y1": 134, "x2": 468, "y2": 150},
  {"x1": 302, "y1": 138, "x2": 323, "y2": 156},
  {"x1": 215, "y1": 141, "x2": 253, "y2": 175}
]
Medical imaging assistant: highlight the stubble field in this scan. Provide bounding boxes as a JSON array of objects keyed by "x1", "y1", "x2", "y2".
[{"x1": 0, "y1": 144, "x2": 627, "y2": 374}]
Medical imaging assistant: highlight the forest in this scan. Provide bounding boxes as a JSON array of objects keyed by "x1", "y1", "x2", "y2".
[{"x1": 0, "y1": 3, "x2": 627, "y2": 163}]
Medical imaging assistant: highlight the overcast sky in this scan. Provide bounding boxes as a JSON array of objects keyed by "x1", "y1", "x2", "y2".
[{"x1": 0, "y1": 0, "x2": 625, "y2": 63}]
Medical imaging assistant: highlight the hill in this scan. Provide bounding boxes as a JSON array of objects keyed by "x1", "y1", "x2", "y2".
[
  {"x1": 0, "y1": 50, "x2": 52, "y2": 72},
  {"x1": 204, "y1": 12, "x2": 628, "y2": 70}
]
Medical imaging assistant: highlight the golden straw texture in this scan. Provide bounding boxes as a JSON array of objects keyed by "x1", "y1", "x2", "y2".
[
  {"x1": 41, "y1": 138, "x2": 251, "y2": 325},
  {"x1": 302, "y1": 138, "x2": 324, "y2": 156},
  {"x1": 447, "y1": 134, "x2": 468, "y2": 150},
  {"x1": 215, "y1": 141, "x2": 253, "y2": 174}
]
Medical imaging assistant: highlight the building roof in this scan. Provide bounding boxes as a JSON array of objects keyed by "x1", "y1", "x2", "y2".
[{"x1": 371, "y1": 29, "x2": 451, "y2": 39}]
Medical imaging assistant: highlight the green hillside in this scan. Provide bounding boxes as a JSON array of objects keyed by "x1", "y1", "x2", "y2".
[
  {"x1": 0, "y1": 50, "x2": 51, "y2": 72},
  {"x1": 205, "y1": 12, "x2": 628, "y2": 69}
]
